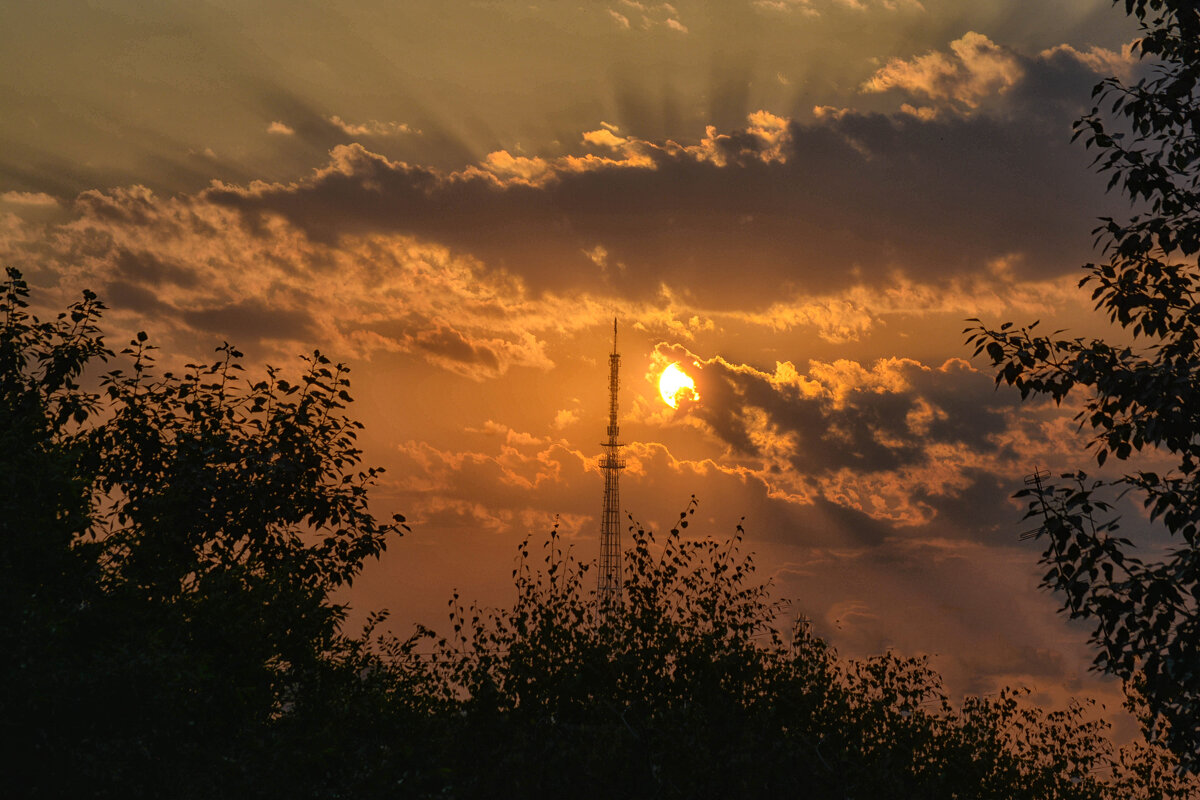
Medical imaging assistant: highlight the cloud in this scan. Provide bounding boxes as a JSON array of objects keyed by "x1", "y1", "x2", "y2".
[
  {"x1": 729, "y1": 262, "x2": 1081, "y2": 343},
  {"x1": 753, "y1": 0, "x2": 921, "y2": 14},
  {"x1": 1, "y1": 191, "x2": 59, "y2": 207},
  {"x1": 188, "y1": 147, "x2": 221, "y2": 163},
  {"x1": 410, "y1": 324, "x2": 502, "y2": 372},
  {"x1": 0, "y1": 183, "x2": 575, "y2": 374},
  {"x1": 845, "y1": 0, "x2": 924, "y2": 10},
  {"x1": 1038, "y1": 42, "x2": 1137, "y2": 81},
  {"x1": 475, "y1": 149, "x2": 558, "y2": 186},
  {"x1": 197, "y1": 105, "x2": 1104, "y2": 311},
  {"x1": 0, "y1": 178, "x2": 659, "y2": 376},
  {"x1": 608, "y1": 9, "x2": 631, "y2": 28},
  {"x1": 582, "y1": 127, "x2": 629, "y2": 150},
  {"x1": 267, "y1": 121, "x2": 295, "y2": 135},
  {"x1": 863, "y1": 32, "x2": 1024, "y2": 110},
  {"x1": 0, "y1": 95, "x2": 1113, "y2": 382},
  {"x1": 864, "y1": 32, "x2": 1139, "y2": 115},
  {"x1": 553, "y1": 408, "x2": 580, "y2": 429},
  {"x1": 732, "y1": 296, "x2": 877, "y2": 344},
  {"x1": 898, "y1": 103, "x2": 939, "y2": 120},
  {"x1": 765, "y1": 535, "x2": 1113, "y2": 701},
  {"x1": 327, "y1": 116, "x2": 418, "y2": 137},
  {"x1": 691, "y1": 353, "x2": 1012, "y2": 470},
  {"x1": 753, "y1": 0, "x2": 819, "y2": 14},
  {"x1": 609, "y1": 2, "x2": 687, "y2": 33},
  {"x1": 643, "y1": 345, "x2": 1074, "y2": 526},
  {"x1": 582, "y1": 244, "x2": 611, "y2": 271},
  {"x1": 182, "y1": 299, "x2": 316, "y2": 343},
  {"x1": 0, "y1": 78, "x2": 1118, "y2": 399},
  {"x1": 391, "y1": 427, "x2": 600, "y2": 536}
]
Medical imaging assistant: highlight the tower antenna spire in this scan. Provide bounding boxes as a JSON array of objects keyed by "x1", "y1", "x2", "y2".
[{"x1": 598, "y1": 317, "x2": 624, "y2": 613}]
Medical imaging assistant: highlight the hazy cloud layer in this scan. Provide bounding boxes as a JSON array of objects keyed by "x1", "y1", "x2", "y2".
[
  {"x1": 0, "y1": 11, "x2": 1147, "y2": 718},
  {"x1": 1, "y1": 66, "x2": 1108, "y2": 365},
  {"x1": 864, "y1": 31, "x2": 1136, "y2": 117},
  {"x1": 194, "y1": 38, "x2": 1118, "y2": 309}
]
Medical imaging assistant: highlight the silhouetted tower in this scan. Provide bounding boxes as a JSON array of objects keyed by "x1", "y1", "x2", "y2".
[
  {"x1": 598, "y1": 318, "x2": 625, "y2": 612},
  {"x1": 1020, "y1": 467, "x2": 1052, "y2": 541},
  {"x1": 1022, "y1": 464, "x2": 1100, "y2": 545}
]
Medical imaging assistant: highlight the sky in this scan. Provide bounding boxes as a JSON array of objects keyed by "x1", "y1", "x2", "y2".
[{"x1": 0, "y1": 0, "x2": 1154, "y2": 722}]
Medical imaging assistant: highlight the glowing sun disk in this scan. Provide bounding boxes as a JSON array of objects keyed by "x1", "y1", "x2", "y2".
[{"x1": 659, "y1": 362, "x2": 698, "y2": 408}]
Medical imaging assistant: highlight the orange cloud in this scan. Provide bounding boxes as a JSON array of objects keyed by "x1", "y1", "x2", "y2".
[
  {"x1": 1, "y1": 191, "x2": 59, "y2": 207},
  {"x1": 863, "y1": 33, "x2": 1140, "y2": 117},
  {"x1": 582, "y1": 127, "x2": 629, "y2": 150},
  {"x1": 863, "y1": 32, "x2": 1023, "y2": 110},
  {"x1": 1039, "y1": 42, "x2": 1137, "y2": 81},
  {"x1": 754, "y1": 0, "x2": 921, "y2": 14},
  {"x1": 610, "y1": 1, "x2": 687, "y2": 33},
  {"x1": 638, "y1": 344, "x2": 1080, "y2": 526},
  {"x1": 0, "y1": 108, "x2": 1104, "y2": 389},
  {"x1": 607, "y1": 9, "x2": 631, "y2": 28},
  {"x1": 327, "y1": 116, "x2": 418, "y2": 137},
  {"x1": 552, "y1": 408, "x2": 580, "y2": 429}
]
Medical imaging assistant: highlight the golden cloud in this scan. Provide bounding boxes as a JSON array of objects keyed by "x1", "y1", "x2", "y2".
[{"x1": 863, "y1": 31, "x2": 1023, "y2": 110}]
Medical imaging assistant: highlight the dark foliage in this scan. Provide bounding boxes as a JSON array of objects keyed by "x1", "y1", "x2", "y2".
[
  {"x1": 4, "y1": 271, "x2": 1195, "y2": 798},
  {"x1": 402, "y1": 505, "x2": 1192, "y2": 799},
  {"x1": 0, "y1": 267, "x2": 409, "y2": 798},
  {"x1": 966, "y1": 0, "x2": 1200, "y2": 771}
]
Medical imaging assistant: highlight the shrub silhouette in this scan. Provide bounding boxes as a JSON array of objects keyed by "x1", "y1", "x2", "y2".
[
  {"x1": 1, "y1": 268, "x2": 407, "y2": 798},
  {"x1": 407, "y1": 501, "x2": 1196, "y2": 799}
]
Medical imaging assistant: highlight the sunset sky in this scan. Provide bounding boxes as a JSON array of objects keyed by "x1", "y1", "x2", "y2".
[{"x1": 1, "y1": 1, "x2": 1152, "y2": 720}]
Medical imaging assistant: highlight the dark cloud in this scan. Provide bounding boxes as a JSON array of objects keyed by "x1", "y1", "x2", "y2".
[
  {"x1": 411, "y1": 324, "x2": 501, "y2": 371},
  {"x1": 675, "y1": 349, "x2": 1018, "y2": 476},
  {"x1": 906, "y1": 358, "x2": 1016, "y2": 449},
  {"x1": 911, "y1": 467, "x2": 1022, "y2": 539},
  {"x1": 1008, "y1": 45, "x2": 1139, "y2": 121},
  {"x1": 202, "y1": 98, "x2": 1107, "y2": 310},
  {"x1": 102, "y1": 280, "x2": 170, "y2": 316},
  {"x1": 182, "y1": 300, "x2": 316, "y2": 342}
]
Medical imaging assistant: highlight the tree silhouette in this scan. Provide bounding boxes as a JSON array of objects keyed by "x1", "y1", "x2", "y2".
[
  {"x1": 1, "y1": 268, "x2": 407, "y2": 797},
  {"x1": 406, "y1": 503, "x2": 1193, "y2": 798},
  {"x1": 967, "y1": 0, "x2": 1200, "y2": 771},
  {"x1": 5, "y1": 269, "x2": 1196, "y2": 797}
]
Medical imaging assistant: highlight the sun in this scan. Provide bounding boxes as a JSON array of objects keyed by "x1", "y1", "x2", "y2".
[{"x1": 659, "y1": 362, "x2": 698, "y2": 408}]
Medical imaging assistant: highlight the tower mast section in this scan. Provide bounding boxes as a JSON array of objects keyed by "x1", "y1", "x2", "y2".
[{"x1": 598, "y1": 318, "x2": 624, "y2": 612}]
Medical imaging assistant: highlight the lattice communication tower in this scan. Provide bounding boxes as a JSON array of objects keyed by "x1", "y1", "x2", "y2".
[{"x1": 598, "y1": 318, "x2": 625, "y2": 612}]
